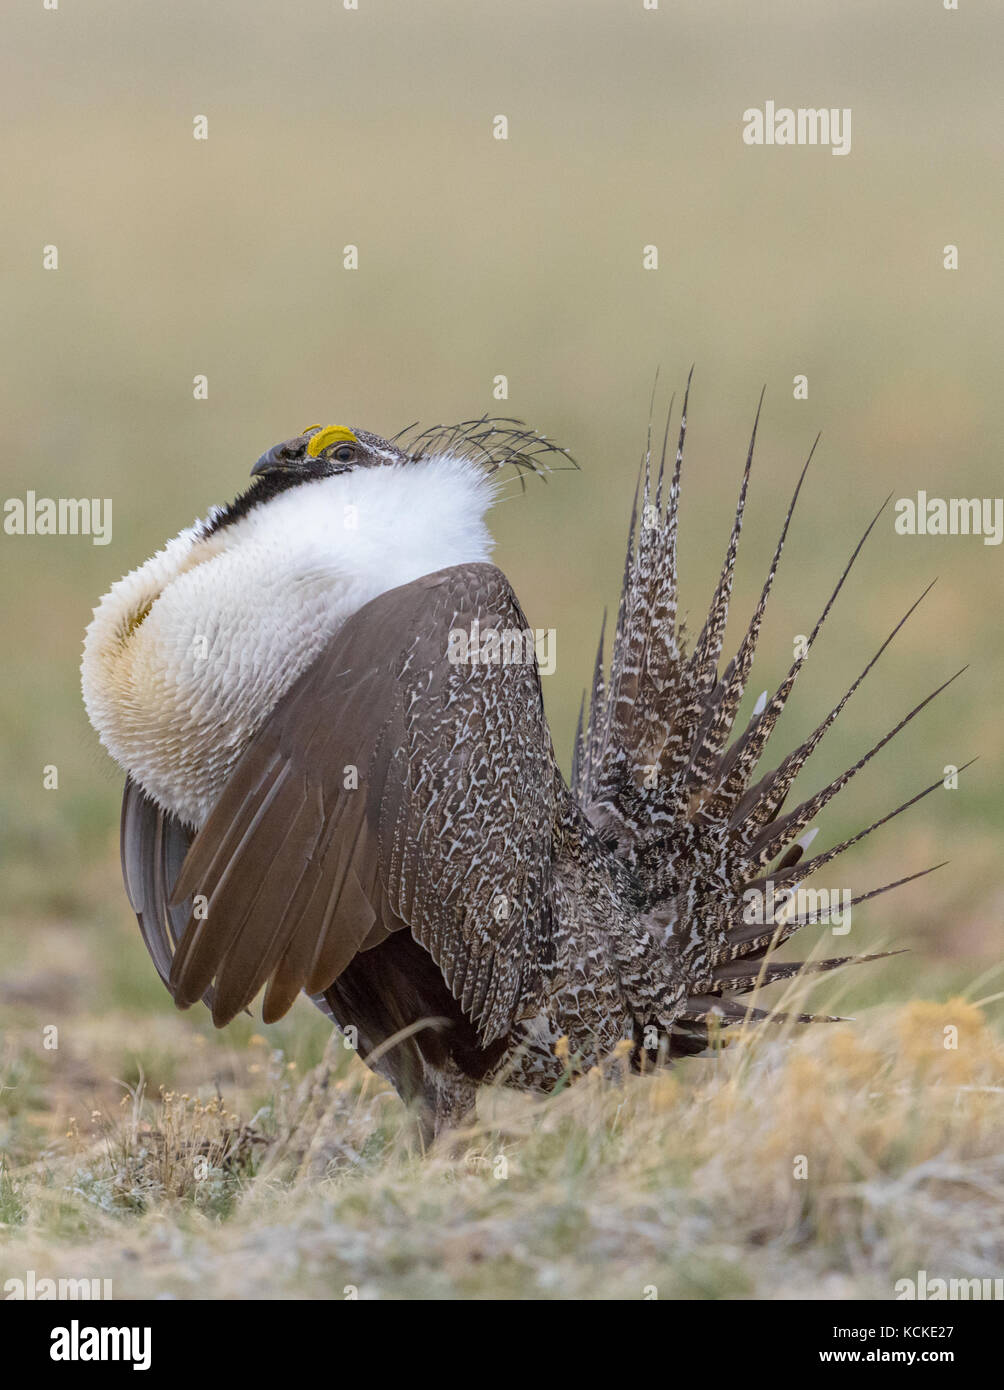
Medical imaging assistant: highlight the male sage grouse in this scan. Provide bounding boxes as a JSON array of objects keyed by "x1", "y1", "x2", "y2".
[{"x1": 82, "y1": 381, "x2": 960, "y2": 1135}]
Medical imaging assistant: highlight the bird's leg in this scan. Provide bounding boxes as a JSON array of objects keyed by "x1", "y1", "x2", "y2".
[{"x1": 420, "y1": 1062, "x2": 479, "y2": 1143}]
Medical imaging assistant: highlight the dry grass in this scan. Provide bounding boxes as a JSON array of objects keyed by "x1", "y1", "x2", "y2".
[{"x1": 1, "y1": 995, "x2": 1000, "y2": 1300}]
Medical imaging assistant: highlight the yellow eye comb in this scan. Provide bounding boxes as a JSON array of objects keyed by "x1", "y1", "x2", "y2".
[{"x1": 305, "y1": 425, "x2": 358, "y2": 457}]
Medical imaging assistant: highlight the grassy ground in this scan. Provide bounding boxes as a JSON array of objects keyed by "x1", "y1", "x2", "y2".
[
  {"x1": 2, "y1": 983, "x2": 1001, "y2": 1300},
  {"x1": 1, "y1": 856, "x2": 1002, "y2": 1299}
]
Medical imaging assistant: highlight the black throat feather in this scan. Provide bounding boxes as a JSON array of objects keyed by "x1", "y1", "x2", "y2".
[{"x1": 201, "y1": 472, "x2": 314, "y2": 538}]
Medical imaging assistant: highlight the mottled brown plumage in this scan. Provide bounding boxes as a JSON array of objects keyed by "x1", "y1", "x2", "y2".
[{"x1": 118, "y1": 389, "x2": 963, "y2": 1135}]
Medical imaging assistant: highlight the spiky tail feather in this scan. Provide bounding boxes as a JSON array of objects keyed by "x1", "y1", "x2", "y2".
[{"x1": 575, "y1": 377, "x2": 965, "y2": 1052}]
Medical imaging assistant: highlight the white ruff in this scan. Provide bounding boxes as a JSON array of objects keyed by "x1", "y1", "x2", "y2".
[{"x1": 81, "y1": 455, "x2": 498, "y2": 828}]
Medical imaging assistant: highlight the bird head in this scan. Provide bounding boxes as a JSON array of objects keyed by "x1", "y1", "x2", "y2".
[
  {"x1": 250, "y1": 419, "x2": 575, "y2": 487},
  {"x1": 250, "y1": 425, "x2": 410, "y2": 481}
]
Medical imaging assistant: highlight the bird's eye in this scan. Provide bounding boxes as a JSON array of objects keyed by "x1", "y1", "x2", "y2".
[{"x1": 332, "y1": 445, "x2": 355, "y2": 464}]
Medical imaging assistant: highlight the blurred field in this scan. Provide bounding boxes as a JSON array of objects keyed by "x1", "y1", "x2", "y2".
[{"x1": 1, "y1": 0, "x2": 1001, "y2": 1299}]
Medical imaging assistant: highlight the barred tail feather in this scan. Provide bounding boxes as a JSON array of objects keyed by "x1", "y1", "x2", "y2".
[{"x1": 575, "y1": 377, "x2": 964, "y2": 1050}]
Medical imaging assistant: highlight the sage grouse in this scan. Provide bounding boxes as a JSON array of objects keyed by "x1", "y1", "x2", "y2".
[{"x1": 81, "y1": 385, "x2": 959, "y2": 1134}]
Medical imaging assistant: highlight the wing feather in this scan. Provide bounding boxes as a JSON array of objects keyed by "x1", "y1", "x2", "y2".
[
  {"x1": 164, "y1": 562, "x2": 554, "y2": 1042},
  {"x1": 120, "y1": 777, "x2": 197, "y2": 988}
]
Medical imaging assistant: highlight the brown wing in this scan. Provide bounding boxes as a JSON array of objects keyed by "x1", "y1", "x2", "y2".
[
  {"x1": 167, "y1": 562, "x2": 556, "y2": 1044},
  {"x1": 120, "y1": 776, "x2": 196, "y2": 989}
]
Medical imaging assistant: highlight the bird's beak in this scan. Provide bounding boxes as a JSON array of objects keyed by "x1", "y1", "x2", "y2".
[{"x1": 251, "y1": 441, "x2": 306, "y2": 478}]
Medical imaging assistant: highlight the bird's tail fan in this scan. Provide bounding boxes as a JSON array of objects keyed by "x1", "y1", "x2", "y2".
[{"x1": 573, "y1": 378, "x2": 963, "y2": 1051}]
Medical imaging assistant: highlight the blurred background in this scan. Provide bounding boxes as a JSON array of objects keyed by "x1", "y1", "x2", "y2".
[{"x1": 2, "y1": 0, "x2": 1001, "y2": 1148}]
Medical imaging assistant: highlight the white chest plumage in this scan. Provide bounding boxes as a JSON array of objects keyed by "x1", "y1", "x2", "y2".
[{"x1": 81, "y1": 455, "x2": 497, "y2": 828}]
